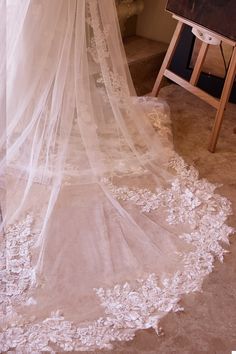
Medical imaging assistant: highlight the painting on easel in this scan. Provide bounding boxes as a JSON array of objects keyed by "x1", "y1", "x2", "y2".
[{"x1": 166, "y1": 0, "x2": 236, "y2": 41}]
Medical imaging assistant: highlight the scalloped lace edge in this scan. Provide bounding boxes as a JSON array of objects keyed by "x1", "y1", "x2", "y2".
[{"x1": 0, "y1": 155, "x2": 234, "y2": 352}]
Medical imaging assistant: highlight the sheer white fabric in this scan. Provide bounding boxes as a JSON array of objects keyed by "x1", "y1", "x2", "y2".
[{"x1": 0, "y1": 0, "x2": 234, "y2": 351}]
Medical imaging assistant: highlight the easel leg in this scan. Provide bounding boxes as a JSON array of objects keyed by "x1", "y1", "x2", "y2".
[
  {"x1": 208, "y1": 45, "x2": 236, "y2": 152},
  {"x1": 190, "y1": 41, "x2": 209, "y2": 85},
  {"x1": 150, "y1": 21, "x2": 184, "y2": 97}
]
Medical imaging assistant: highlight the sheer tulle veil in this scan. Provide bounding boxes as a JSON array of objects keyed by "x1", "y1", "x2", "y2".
[{"x1": 0, "y1": 0, "x2": 234, "y2": 351}]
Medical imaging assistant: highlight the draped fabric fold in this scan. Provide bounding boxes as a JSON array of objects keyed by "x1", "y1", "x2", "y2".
[{"x1": 0, "y1": 0, "x2": 234, "y2": 351}]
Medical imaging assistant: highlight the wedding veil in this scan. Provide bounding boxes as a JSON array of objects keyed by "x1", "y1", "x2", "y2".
[{"x1": 0, "y1": 1, "x2": 234, "y2": 351}]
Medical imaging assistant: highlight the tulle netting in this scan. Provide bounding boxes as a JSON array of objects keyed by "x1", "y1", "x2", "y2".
[{"x1": 0, "y1": 0, "x2": 234, "y2": 351}]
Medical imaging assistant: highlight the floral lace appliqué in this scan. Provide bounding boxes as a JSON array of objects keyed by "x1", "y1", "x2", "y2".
[{"x1": 1, "y1": 154, "x2": 234, "y2": 352}]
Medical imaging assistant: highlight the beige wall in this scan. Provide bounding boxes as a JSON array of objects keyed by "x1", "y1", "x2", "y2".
[{"x1": 136, "y1": 0, "x2": 176, "y2": 44}]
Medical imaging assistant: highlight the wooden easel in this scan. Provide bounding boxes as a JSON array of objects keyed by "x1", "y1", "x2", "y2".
[{"x1": 151, "y1": 15, "x2": 236, "y2": 152}]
